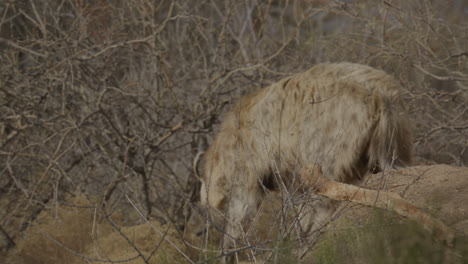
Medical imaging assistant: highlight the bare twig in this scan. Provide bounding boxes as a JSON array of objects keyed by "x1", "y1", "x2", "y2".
[{"x1": 0, "y1": 37, "x2": 47, "y2": 58}]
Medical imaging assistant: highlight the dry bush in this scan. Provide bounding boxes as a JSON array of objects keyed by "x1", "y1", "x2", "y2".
[{"x1": 0, "y1": 0, "x2": 466, "y2": 262}]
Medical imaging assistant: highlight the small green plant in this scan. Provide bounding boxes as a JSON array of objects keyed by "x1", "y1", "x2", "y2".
[{"x1": 312, "y1": 210, "x2": 467, "y2": 264}]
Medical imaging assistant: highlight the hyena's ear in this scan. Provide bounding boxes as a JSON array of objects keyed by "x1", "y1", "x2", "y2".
[{"x1": 192, "y1": 151, "x2": 205, "y2": 182}]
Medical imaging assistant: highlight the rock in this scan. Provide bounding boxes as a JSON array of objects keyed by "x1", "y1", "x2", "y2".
[{"x1": 308, "y1": 165, "x2": 468, "y2": 264}]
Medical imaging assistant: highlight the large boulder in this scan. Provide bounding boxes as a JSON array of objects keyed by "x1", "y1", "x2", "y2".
[{"x1": 308, "y1": 165, "x2": 468, "y2": 263}]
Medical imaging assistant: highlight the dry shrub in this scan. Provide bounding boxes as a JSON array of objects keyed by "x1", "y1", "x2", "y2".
[{"x1": 0, "y1": 0, "x2": 466, "y2": 261}]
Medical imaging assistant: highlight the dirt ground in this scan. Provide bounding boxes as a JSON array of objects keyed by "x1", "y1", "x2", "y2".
[{"x1": 2, "y1": 165, "x2": 468, "y2": 263}]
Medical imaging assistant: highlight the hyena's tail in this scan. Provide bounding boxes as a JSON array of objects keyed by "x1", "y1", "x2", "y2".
[{"x1": 368, "y1": 92, "x2": 413, "y2": 171}]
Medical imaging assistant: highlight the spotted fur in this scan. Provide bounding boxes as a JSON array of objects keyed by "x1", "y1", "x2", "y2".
[{"x1": 199, "y1": 62, "x2": 413, "y2": 251}]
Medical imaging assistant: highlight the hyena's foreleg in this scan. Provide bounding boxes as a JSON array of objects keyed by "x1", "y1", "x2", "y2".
[{"x1": 222, "y1": 170, "x2": 263, "y2": 247}]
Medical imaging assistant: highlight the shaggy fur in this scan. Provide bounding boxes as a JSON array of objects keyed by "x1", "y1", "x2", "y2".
[{"x1": 199, "y1": 62, "x2": 413, "y2": 251}]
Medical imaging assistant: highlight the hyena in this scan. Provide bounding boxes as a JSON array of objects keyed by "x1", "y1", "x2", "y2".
[{"x1": 198, "y1": 62, "x2": 412, "y2": 255}]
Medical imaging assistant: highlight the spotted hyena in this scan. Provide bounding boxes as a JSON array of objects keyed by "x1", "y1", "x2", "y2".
[{"x1": 198, "y1": 62, "x2": 413, "y2": 255}]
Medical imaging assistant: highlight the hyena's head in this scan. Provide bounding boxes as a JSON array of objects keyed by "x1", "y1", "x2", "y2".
[
  {"x1": 185, "y1": 164, "x2": 226, "y2": 243},
  {"x1": 185, "y1": 200, "x2": 226, "y2": 245}
]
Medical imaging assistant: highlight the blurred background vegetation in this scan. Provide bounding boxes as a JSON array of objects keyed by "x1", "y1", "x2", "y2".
[{"x1": 0, "y1": 0, "x2": 466, "y2": 263}]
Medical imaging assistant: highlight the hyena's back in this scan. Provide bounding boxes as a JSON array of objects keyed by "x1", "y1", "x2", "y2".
[{"x1": 202, "y1": 63, "x2": 412, "y2": 211}]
